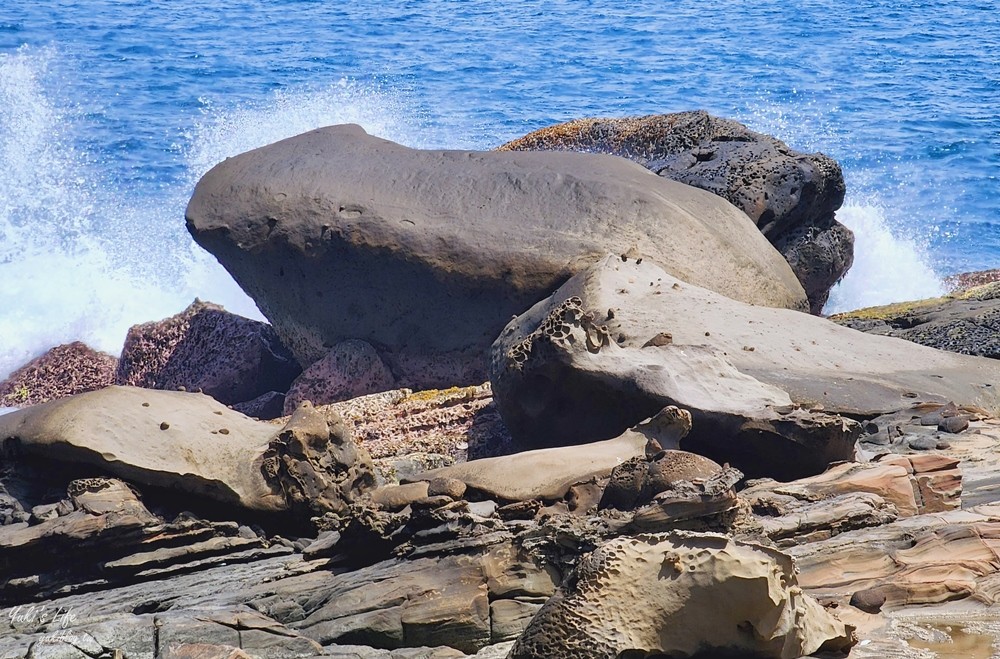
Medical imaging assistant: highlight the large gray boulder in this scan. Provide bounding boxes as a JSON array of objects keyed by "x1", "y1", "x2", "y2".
[
  {"x1": 490, "y1": 255, "x2": 1000, "y2": 479},
  {"x1": 499, "y1": 111, "x2": 853, "y2": 313},
  {"x1": 186, "y1": 124, "x2": 807, "y2": 390}
]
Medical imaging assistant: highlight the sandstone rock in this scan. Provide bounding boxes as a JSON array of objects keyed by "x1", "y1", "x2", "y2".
[
  {"x1": 0, "y1": 386, "x2": 373, "y2": 522},
  {"x1": 186, "y1": 124, "x2": 808, "y2": 389},
  {"x1": 490, "y1": 255, "x2": 1000, "y2": 477},
  {"x1": 0, "y1": 342, "x2": 117, "y2": 407},
  {"x1": 370, "y1": 482, "x2": 430, "y2": 512},
  {"x1": 507, "y1": 532, "x2": 855, "y2": 659},
  {"x1": 498, "y1": 111, "x2": 851, "y2": 313},
  {"x1": 115, "y1": 300, "x2": 301, "y2": 406},
  {"x1": 789, "y1": 509, "x2": 1000, "y2": 610},
  {"x1": 741, "y1": 456, "x2": 962, "y2": 547},
  {"x1": 283, "y1": 340, "x2": 396, "y2": 415},
  {"x1": 409, "y1": 407, "x2": 691, "y2": 502},
  {"x1": 599, "y1": 449, "x2": 722, "y2": 511}
]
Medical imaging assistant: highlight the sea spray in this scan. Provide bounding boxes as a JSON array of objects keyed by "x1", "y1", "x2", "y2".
[
  {"x1": 0, "y1": 51, "x2": 429, "y2": 379},
  {"x1": 824, "y1": 202, "x2": 946, "y2": 314}
]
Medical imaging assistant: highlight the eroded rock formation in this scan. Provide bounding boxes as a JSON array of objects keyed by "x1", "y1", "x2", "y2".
[
  {"x1": 0, "y1": 386, "x2": 374, "y2": 522},
  {"x1": 508, "y1": 532, "x2": 856, "y2": 659},
  {"x1": 490, "y1": 254, "x2": 1000, "y2": 478}
]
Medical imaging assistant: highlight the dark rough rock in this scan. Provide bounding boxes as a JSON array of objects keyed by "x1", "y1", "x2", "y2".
[
  {"x1": 186, "y1": 124, "x2": 808, "y2": 391},
  {"x1": 0, "y1": 342, "x2": 117, "y2": 407},
  {"x1": 283, "y1": 340, "x2": 396, "y2": 415},
  {"x1": 115, "y1": 299, "x2": 301, "y2": 406},
  {"x1": 231, "y1": 390, "x2": 286, "y2": 420},
  {"x1": 830, "y1": 283, "x2": 1000, "y2": 359},
  {"x1": 498, "y1": 111, "x2": 852, "y2": 313},
  {"x1": 850, "y1": 587, "x2": 889, "y2": 614},
  {"x1": 598, "y1": 450, "x2": 722, "y2": 511},
  {"x1": 489, "y1": 255, "x2": 1000, "y2": 479},
  {"x1": 938, "y1": 415, "x2": 970, "y2": 433}
]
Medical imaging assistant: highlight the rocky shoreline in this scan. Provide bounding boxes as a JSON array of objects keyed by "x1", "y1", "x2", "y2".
[{"x1": 2, "y1": 113, "x2": 999, "y2": 658}]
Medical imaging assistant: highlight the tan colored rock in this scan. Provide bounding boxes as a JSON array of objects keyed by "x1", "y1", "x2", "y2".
[
  {"x1": 410, "y1": 407, "x2": 691, "y2": 502},
  {"x1": 876, "y1": 453, "x2": 962, "y2": 513},
  {"x1": 491, "y1": 255, "x2": 1000, "y2": 478},
  {"x1": 0, "y1": 386, "x2": 374, "y2": 519},
  {"x1": 508, "y1": 532, "x2": 855, "y2": 659},
  {"x1": 370, "y1": 482, "x2": 430, "y2": 512}
]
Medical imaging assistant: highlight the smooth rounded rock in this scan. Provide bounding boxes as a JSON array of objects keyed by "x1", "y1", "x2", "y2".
[{"x1": 186, "y1": 125, "x2": 808, "y2": 388}]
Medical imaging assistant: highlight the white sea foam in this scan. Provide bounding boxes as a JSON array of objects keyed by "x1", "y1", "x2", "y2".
[
  {"x1": 824, "y1": 202, "x2": 946, "y2": 313},
  {"x1": 739, "y1": 97, "x2": 948, "y2": 315}
]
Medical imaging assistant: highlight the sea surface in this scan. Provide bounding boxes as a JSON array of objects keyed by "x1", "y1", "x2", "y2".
[{"x1": 1, "y1": 0, "x2": 999, "y2": 379}]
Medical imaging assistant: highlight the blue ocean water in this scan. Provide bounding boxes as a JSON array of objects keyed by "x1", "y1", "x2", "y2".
[{"x1": 1, "y1": 0, "x2": 998, "y2": 378}]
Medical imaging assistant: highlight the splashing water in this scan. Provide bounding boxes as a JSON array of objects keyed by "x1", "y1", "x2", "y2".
[
  {"x1": 0, "y1": 49, "x2": 428, "y2": 379},
  {"x1": 825, "y1": 203, "x2": 946, "y2": 313}
]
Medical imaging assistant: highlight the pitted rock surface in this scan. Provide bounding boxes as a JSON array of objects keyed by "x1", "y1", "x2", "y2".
[
  {"x1": 262, "y1": 402, "x2": 376, "y2": 519},
  {"x1": 507, "y1": 532, "x2": 855, "y2": 659},
  {"x1": 498, "y1": 111, "x2": 852, "y2": 313},
  {"x1": 116, "y1": 299, "x2": 301, "y2": 406},
  {"x1": 599, "y1": 449, "x2": 723, "y2": 511},
  {"x1": 283, "y1": 339, "x2": 396, "y2": 415},
  {"x1": 0, "y1": 341, "x2": 117, "y2": 407},
  {"x1": 186, "y1": 124, "x2": 807, "y2": 389}
]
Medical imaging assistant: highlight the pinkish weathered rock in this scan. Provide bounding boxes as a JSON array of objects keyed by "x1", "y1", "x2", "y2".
[
  {"x1": 0, "y1": 342, "x2": 117, "y2": 407},
  {"x1": 283, "y1": 339, "x2": 395, "y2": 415},
  {"x1": 115, "y1": 299, "x2": 301, "y2": 406}
]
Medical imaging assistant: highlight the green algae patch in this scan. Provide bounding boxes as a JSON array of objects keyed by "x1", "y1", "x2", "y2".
[{"x1": 828, "y1": 296, "x2": 951, "y2": 322}]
